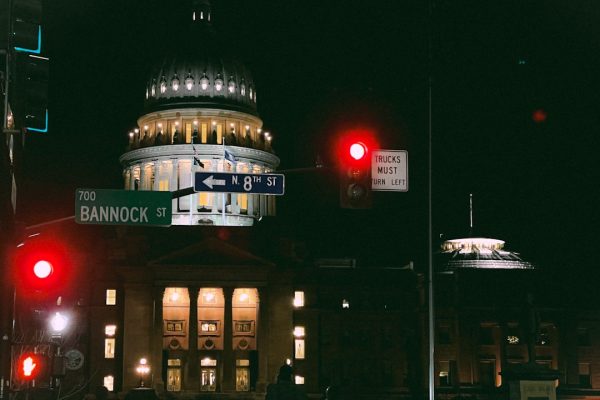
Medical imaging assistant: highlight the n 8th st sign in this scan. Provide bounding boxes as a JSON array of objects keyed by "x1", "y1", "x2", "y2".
[{"x1": 75, "y1": 189, "x2": 172, "y2": 226}]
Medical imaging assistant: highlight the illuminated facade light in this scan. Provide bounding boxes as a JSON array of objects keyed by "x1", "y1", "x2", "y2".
[
  {"x1": 171, "y1": 74, "x2": 180, "y2": 91},
  {"x1": 160, "y1": 77, "x2": 167, "y2": 94},
  {"x1": 215, "y1": 74, "x2": 223, "y2": 91},
  {"x1": 507, "y1": 335, "x2": 520, "y2": 345},
  {"x1": 185, "y1": 73, "x2": 194, "y2": 90},
  {"x1": 228, "y1": 77, "x2": 236, "y2": 93},
  {"x1": 200, "y1": 73, "x2": 209, "y2": 90},
  {"x1": 342, "y1": 299, "x2": 350, "y2": 309}
]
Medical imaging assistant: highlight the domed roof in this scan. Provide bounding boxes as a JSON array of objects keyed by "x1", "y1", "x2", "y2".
[
  {"x1": 143, "y1": 0, "x2": 258, "y2": 116},
  {"x1": 437, "y1": 237, "x2": 534, "y2": 271}
]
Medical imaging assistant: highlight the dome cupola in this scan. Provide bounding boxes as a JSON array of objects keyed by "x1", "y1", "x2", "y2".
[{"x1": 143, "y1": 0, "x2": 258, "y2": 116}]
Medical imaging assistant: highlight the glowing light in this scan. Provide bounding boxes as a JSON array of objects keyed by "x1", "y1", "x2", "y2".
[
  {"x1": 293, "y1": 326, "x2": 305, "y2": 338},
  {"x1": 170, "y1": 289, "x2": 180, "y2": 302},
  {"x1": 293, "y1": 291, "x2": 304, "y2": 307},
  {"x1": 349, "y1": 142, "x2": 367, "y2": 160},
  {"x1": 239, "y1": 292, "x2": 249, "y2": 302},
  {"x1": 342, "y1": 299, "x2": 350, "y2": 309},
  {"x1": 22, "y1": 356, "x2": 37, "y2": 377},
  {"x1": 204, "y1": 291, "x2": 215, "y2": 303},
  {"x1": 50, "y1": 312, "x2": 68, "y2": 332},
  {"x1": 33, "y1": 260, "x2": 52, "y2": 279}
]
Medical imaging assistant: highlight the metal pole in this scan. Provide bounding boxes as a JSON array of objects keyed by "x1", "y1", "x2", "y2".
[{"x1": 428, "y1": 0, "x2": 435, "y2": 399}]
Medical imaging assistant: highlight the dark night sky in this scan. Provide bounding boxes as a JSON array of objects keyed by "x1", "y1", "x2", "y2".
[{"x1": 18, "y1": 0, "x2": 600, "y2": 277}]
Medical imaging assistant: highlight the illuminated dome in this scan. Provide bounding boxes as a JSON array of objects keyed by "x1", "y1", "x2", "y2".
[
  {"x1": 438, "y1": 237, "x2": 534, "y2": 271},
  {"x1": 120, "y1": 0, "x2": 279, "y2": 227},
  {"x1": 143, "y1": 1, "x2": 258, "y2": 116}
]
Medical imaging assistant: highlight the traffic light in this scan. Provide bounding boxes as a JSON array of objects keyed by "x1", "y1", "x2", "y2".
[
  {"x1": 12, "y1": 238, "x2": 71, "y2": 297},
  {"x1": 9, "y1": 0, "x2": 49, "y2": 133},
  {"x1": 16, "y1": 352, "x2": 46, "y2": 381},
  {"x1": 338, "y1": 131, "x2": 375, "y2": 209},
  {"x1": 12, "y1": 53, "x2": 49, "y2": 132},
  {"x1": 12, "y1": 0, "x2": 43, "y2": 54}
]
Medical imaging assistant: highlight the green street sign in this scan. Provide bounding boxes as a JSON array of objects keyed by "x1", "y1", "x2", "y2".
[{"x1": 75, "y1": 189, "x2": 172, "y2": 226}]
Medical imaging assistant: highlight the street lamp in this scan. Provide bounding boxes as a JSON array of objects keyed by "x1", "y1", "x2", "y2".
[
  {"x1": 136, "y1": 358, "x2": 150, "y2": 387},
  {"x1": 49, "y1": 312, "x2": 68, "y2": 334}
]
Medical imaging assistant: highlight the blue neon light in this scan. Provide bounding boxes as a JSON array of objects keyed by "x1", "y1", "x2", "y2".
[
  {"x1": 14, "y1": 26, "x2": 42, "y2": 54},
  {"x1": 27, "y1": 110, "x2": 48, "y2": 133}
]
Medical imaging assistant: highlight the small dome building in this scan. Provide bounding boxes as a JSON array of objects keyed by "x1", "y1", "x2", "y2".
[{"x1": 119, "y1": 0, "x2": 279, "y2": 226}]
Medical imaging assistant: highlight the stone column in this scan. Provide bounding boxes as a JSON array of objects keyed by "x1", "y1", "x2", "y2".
[
  {"x1": 186, "y1": 286, "x2": 200, "y2": 390},
  {"x1": 222, "y1": 287, "x2": 235, "y2": 392},
  {"x1": 256, "y1": 287, "x2": 269, "y2": 392},
  {"x1": 152, "y1": 286, "x2": 165, "y2": 392}
]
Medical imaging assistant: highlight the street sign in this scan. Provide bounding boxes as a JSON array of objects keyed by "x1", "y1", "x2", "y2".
[
  {"x1": 194, "y1": 172, "x2": 285, "y2": 195},
  {"x1": 75, "y1": 189, "x2": 172, "y2": 226},
  {"x1": 371, "y1": 150, "x2": 408, "y2": 192}
]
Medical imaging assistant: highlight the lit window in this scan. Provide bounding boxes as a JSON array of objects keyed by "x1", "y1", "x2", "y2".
[
  {"x1": 236, "y1": 360, "x2": 250, "y2": 391},
  {"x1": 106, "y1": 289, "x2": 116, "y2": 305},
  {"x1": 295, "y1": 375, "x2": 304, "y2": 385},
  {"x1": 293, "y1": 326, "x2": 305, "y2": 338},
  {"x1": 294, "y1": 339, "x2": 305, "y2": 359},
  {"x1": 103, "y1": 375, "x2": 114, "y2": 391},
  {"x1": 167, "y1": 360, "x2": 182, "y2": 392},
  {"x1": 104, "y1": 338, "x2": 115, "y2": 358},
  {"x1": 105, "y1": 325, "x2": 116, "y2": 336},
  {"x1": 342, "y1": 299, "x2": 350, "y2": 309},
  {"x1": 201, "y1": 358, "x2": 217, "y2": 367},
  {"x1": 293, "y1": 291, "x2": 304, "y2": 307}
]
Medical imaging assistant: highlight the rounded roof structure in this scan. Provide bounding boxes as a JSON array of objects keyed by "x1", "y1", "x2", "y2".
[
  {"x1": 437, "y1": 237, "x2": 534, "y2": 272},
  {"x1": 143, "y1": 0, "x2": 258, "y2": 116}
]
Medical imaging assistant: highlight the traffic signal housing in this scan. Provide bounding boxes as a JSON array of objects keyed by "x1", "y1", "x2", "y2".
[
  {"x1": 338, "y1": 132, "x2": 375, "y2": 209},
  {"x1": 12, "y1": 238, "x2": 72, "y2": 298},
  {"x1": 12, "y1": 0, "x2": 43, "y2": 54},
  {"x1": 12, "y1": 53, "x2": 49, "y2": 132}
]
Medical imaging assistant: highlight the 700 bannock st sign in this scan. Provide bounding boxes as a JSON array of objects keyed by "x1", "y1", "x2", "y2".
[{"x1": 75, "y1": 189, "x2": 172, "y2": 226}]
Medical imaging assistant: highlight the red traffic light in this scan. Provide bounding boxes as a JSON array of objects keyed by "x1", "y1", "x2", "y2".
[
  {"x1": 349, "y1": 142, "x2": 367, "y2": 161},
  {"x1": 12, "y1": 237, "x2": 72, "y2": 295},
  {"x1": 337, "y1": 130, "x2": 377, "y2": 209},
  {"x1": 33, "y1": 260, "x2": 53, "y2": 279}
]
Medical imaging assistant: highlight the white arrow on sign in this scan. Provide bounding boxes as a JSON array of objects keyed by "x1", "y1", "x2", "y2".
[{"x1": 202, "y1": 175, "x2": 226, "y2": 189}]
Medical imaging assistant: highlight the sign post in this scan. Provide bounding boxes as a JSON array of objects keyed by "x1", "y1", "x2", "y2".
[
  {"x1": 194, "y1": 172, "x2": 285, "y2": 195},
  {"x1": 75, "y1": 189, "x2": 172, "y2": 226},
  {"x1": 371, "y1": 150, "x2": 408, "y2": 192}
]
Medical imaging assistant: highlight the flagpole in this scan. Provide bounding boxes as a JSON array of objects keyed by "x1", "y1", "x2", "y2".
[{"x1": 221, "y1": 138, "x2": 226, "y2": 224}]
